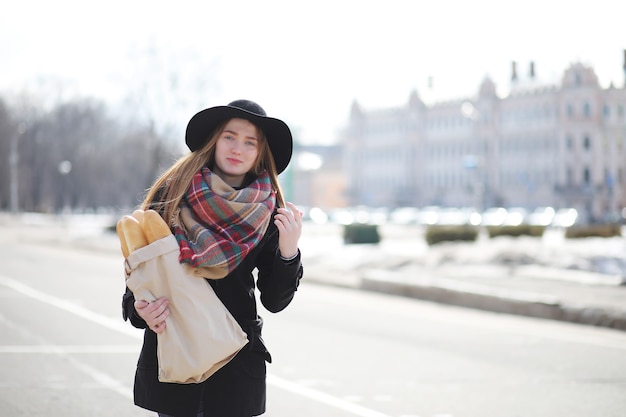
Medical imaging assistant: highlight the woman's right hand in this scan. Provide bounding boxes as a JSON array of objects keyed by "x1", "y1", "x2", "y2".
[{"x1": 134, "y1": 297, "x2": 170, "y2": 334}]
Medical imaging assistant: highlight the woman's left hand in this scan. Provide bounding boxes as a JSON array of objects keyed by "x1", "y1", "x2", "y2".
[{"x1": 274, "y1": 201, "x2": 303, "y2": 259}]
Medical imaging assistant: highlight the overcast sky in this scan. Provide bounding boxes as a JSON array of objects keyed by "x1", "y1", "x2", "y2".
[{"x1": 1, "y1": 0, "x2": 625, "y2": 144}]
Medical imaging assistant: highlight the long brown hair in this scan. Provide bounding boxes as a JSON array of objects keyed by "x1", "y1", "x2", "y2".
[{"x1": 141, "y1": 119, "x2": 286, "y2": 225}]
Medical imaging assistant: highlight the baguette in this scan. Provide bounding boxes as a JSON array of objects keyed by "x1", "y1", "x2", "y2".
[
  {"x1": 143, "y1": 209, "x2": 172, "y2": 244},
  {"x1": 121, "y1": 215, "x2": 148, "y2": 252},
  {"x1": 132, "y1": 209, "x2": 145, "y2": 224},
  {"x1": 115, "y1": 219, "x2": 130, "y2": 258}
]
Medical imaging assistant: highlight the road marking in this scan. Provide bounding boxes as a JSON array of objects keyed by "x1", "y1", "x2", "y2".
[
  {"x1": 267, "y1": 374, "x2": 392, "y2": 417},
  {"x1": 0, "y1": 275, "x2": 394, "y2": 417},
  {"x1": 0, "y1": 275, "x2": 141, "y2": 339},
  {"x1": 0, "y1": 286, "x2": 135, "y2": 401},
  {"x1": 63, "y1": 351, "x2": 134, "y2": 399}
]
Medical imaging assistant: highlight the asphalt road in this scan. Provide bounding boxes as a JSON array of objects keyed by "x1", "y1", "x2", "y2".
[{"x1": 1, "y1": 224, "x2": 626, "y2": 417}]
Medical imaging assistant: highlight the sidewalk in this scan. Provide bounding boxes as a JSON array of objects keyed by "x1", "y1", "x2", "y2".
[
  {"x1": 2, "y1": 213, "x2": 626, "y2": 332},
  {"x1": 305, "y1": 261, "x2": 626, "y2": 331},
  {"x1": 300, "y1": 224, "x2": 626, "y2": 332}
]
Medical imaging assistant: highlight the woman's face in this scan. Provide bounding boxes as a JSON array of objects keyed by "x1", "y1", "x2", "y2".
[{"x1": 213, "y1": 118, "x2": 260, "y2": 187}]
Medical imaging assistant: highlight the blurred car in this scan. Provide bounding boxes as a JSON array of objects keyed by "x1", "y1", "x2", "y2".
[
  {"x1": 307, "y1": 207, "x2": 329, "y2": 224},
  {"x1": 551, "y1": 208, "x2": 578, "y2": 227},
  {"x1": 415, "y1": 206, "x2": 441, "y2": 225},
  {"x1": 527, "y1": 206, "x2": 555, "y2": 226},
  {"x1": 368, "y1": 207, "x2": 389, "y2": 225},
  {"x1": 389, "y1": 207, "x2": 420, "y2": 225},
  {"x1": 328, "y1": 206, "x2": 387, "y2": 225},
  {"x1": 597, "y1": 210, "x2": 626, "y2": 225},
  {"x1": 435, "y1": 207, "x2": 481, "y2": 226},
  {"x1": 480, "y1": 207, "x2": 507, "y2": 226},
  {"x1": 503, "y1": 207, "x2": 528, "y2": 226}
]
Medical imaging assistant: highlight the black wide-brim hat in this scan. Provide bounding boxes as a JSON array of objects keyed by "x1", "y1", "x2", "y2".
[{"x1": 185, "y1": 99, "x2": 293, "y2": 174}]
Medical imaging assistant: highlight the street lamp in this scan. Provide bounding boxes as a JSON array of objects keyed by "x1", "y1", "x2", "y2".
[
  {"x1": 9, "y1": 122, "x2": 27, "y2": 214},
  {"x1": 460, "y1": 102, "x2": 484, "y2": 211},
  {"x1": 463, "y1": 154, "x2": 484, "y2": 212},
  {"x1": 58, "y1": 160, "x2": 72, "y2": 212}
]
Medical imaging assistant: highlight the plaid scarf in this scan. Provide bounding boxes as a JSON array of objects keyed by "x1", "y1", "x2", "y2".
[{"x1": 173, "y1": 167, "x2": 276, "y2": 278}]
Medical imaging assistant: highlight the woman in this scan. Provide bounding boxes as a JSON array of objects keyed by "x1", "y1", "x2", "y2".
[{"x1": 121, "y1": 100, "x2": 304, "y2": 417}]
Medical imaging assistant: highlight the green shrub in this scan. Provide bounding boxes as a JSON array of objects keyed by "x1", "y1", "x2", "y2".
[
  {"x1": 565, "y1": 224, "x2": 622, "y2": 238},
  {"x1": 425, "y1": 225, "x2": 479, "y2": 245},
  {"x1": 343, "y1": 224, "x2": 381, "y2": 244},
  {"x1": 486, "y1": 224, "x2": 546, "y2": 238}
]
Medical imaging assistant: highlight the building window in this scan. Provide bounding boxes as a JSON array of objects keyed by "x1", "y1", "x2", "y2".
[
  {"x1": 583, "y1": 168, "x2": 591, "y2": 184},
  {"x1": 575, "y1": 73, "x2": 582, "y2": 85},
  {"x1": 566, "y1": 135, "x2": 573, "y2": 150},
  {"x1": 567, "y1": 104, "x2": 574, "y2": 118},
  {"x1": 583, "y1": 136, "x2": 591, "y2": 150},
  {"x1": 583, "y1": 102, "x2": 591, "y2": 118},
  {"x1": 566, "y1": 168, "x2": 573, "y2": 185},
  {"x1": 603, "y1": 104, "x2": 610, "y2": 118}
]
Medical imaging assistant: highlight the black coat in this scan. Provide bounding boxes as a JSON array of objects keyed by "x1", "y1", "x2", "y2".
[{"x1": 121, "y1": 214, "x2": 303, "y2": 417}]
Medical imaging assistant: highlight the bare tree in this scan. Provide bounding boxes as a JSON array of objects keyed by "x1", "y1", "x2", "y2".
[
  {"x1": 0, "y1": 94, "x2": 181, "y2": 213},
  {"x1": 0, "y1": 98, "x2": 15, "y2": 211}
]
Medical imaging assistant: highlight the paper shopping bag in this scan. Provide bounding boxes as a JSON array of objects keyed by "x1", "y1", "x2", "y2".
[{"x1": 124, "y1": 235, "x2": 248, "y2": 383}]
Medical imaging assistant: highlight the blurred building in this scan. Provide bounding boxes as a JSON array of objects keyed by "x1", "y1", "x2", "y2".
[{"x1": 341, "y1": 57, "x2": 626, "y2": 222}]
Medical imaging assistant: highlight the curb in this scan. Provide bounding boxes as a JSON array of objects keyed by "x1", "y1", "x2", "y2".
[
  {"x1": 302, "y1": 266, "x2": 626, "y2": 332},
  {"x1": 358, "y1": 270, "x2": 626, "y2": 332}
]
